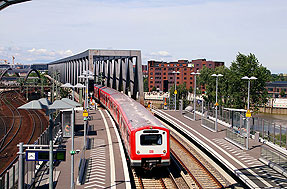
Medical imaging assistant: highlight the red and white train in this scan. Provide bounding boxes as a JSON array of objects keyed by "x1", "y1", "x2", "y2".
[{"x1": 94, "y1": 85, "x2": 170, "y2": 168}]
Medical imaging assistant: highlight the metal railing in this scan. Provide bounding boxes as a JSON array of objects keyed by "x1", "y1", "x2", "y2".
[
  {"x1": 252, "y1": 118, "x2": 287, "y2": 149},
  {"x1": 226, "y1": 128, "x2": 247, "y2": 149},
  {"x1": 201, "y1": 116, "x2": 215, "y2": 131},
  {"x1": 0, "y1": 113, "x2": 62, "y2": 189},
  {"x1": 261, "y1": 146, "x2": 287, "y2": 172}
]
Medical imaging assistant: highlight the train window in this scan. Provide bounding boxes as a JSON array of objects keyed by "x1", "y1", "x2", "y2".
[{"x1": 140, "y1": 134, "x2": 162, "y2": 145}]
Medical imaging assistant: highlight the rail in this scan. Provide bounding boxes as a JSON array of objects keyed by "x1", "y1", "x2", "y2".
[
  {"x1": 171, "y1": 135, "x2": 223, "y2": 188},
  {"x1": 0, "y1": 92, "x2": 22, "y2": 153}
]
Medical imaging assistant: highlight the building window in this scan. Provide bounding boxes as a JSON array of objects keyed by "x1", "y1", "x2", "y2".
[
  {"x1": 196, "y1": 64, "x2": 199, "y2": 66},
  {"x1": 170, "y1": 77, "x2": 173, "y2": 79},
  {"x1": 184, "y1": 68, "x2": 187, "y2": 71},
  {"x1": 164, "y1": 72, "x2": 166, "y2": 75},
  {"x1": 209, "y1": 64, "x2": 212, "y2": 67},
  {"x1": 150, "y1": 72, "x2": 153, "y2": 75},
  {"x1": 190, "y1": 82, "x2": 192, "y2": 84},
  {"x1": 150, "y1": 81, "x2": 153, "y2": 83},
  {"x1": 177, "y1": 82, "x2": 179, "y2": 84},
  {"x1": 184, "y1": 73, "x2": 187, "y2": 75},
  {"x1": 150, "y1": 77, "x2": 153, "y2": 80},
  {"x1": 184, "y1": 77, "x2": 186, "y2": 80},
  {"x1": 164, "y1": 77, "x2": 166, "y2": 79},
  {"x1": 164, "y1": 68, "x2": 166, "y2": 70},
  {"x1": 190, "y1": 77, "x2": 193, "y2": 80},
  {"x1": 268, "y1": 88, "x2": 273, "y2": 92}
]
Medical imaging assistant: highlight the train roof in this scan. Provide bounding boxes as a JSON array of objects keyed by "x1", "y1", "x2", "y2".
[{"x1": 95, "y1": 85, "x2": 166, "y2": 130}]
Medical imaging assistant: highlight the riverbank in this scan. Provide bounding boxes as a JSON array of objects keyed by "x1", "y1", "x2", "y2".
[
  {"x1": 255, "y1": 112, "x2": 287, "y2": 126},
  {"x1": 258, "y1": 107, "x2": 287, "y2": 115}
]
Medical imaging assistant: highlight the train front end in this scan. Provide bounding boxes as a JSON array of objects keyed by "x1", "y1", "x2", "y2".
[{"x1": 131, "y1": 126, "x2": 170, "y2": 168}]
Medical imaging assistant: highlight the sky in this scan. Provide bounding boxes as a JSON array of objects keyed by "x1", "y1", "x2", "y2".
[{"x1": 0, "y1": 0, "x2": 286, "y2": 73}]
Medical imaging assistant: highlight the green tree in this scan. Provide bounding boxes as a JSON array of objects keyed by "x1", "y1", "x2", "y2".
[
  {"x1": 229, "y1": 53, "x2": 271, "y2": 109},
  {"x1": 143, "y1": 77, "x2": 149, "y2": 92},
  {"x1": 198, "y1": 53, "x2": 271, "y2": 110},
  {"x1": 280, "y1": 90, "x2": 286, "y2": 98},
  {"x1": 169, "y1": 82, "x2": 189, "y2": 109}
]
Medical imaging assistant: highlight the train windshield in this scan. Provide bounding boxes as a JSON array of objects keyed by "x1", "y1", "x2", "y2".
[{"x1": 140, "y1": 134, "x2": 162, "y2": 145}]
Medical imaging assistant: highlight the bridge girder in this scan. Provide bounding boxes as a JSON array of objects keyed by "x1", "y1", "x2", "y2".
[{"x1": 47, "y1": 49, "x2": 144, "y2": 104}]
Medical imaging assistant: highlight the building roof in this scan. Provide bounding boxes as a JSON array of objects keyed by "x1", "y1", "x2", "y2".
[
  {"x1": 0, "y1": 0, "x2": 30, "y2": 11},
  {"x1": 266, "y1": 81, "x2": 287, "y2": 87}
]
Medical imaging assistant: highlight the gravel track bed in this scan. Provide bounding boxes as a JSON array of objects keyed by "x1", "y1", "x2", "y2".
[{"x1": 171, "y1": 132, "x2": 230, "y2": 188}]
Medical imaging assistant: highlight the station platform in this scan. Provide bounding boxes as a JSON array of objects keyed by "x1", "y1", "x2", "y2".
[
  {"x1": 35, "y1": 108, "x2": 130, "y2": 189},
  {"x1": 152, "y1": 109, "x2": 287, "y2": 188}
]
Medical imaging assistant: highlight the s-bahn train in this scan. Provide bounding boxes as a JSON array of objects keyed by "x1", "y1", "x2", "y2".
[{"x1": 94, "y1": 85, "x2": 170, "y2": 168}]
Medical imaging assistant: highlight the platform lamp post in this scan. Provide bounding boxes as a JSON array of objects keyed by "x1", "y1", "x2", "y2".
[
  {"x1": 172, "y1": 71, "x2": 180, "y2": 110},
  {"x1": 241, "y1": 76, "x2": 257, "y2": 149},
  {"x1": 79, "y1": 70, "x2": 94, "y2": 150},
  {"x1": 18, "y1": 98, "x2": 79, "y2": 189},
  {"x1": 211, "y1": 74, "x2": 223, "y2": 132},
  {"x1": 191, "y1": 72, "x2": 200, "y2": 120},
  {"x1": 61, "y1": 83, "x2": 84, "y2": 189}
]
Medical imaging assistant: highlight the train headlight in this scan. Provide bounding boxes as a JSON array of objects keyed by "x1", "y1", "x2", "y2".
[
  {"x1": 163, "y1": 150, "x2": 166, "y2": 154},
  {"x1": 137, "y1": 150, "x2": 140, "y2": 154}
]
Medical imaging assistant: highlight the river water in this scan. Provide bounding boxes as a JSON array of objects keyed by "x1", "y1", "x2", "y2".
[{"x1": 255, "y1": 113, "x2": 287, "y2": 126}]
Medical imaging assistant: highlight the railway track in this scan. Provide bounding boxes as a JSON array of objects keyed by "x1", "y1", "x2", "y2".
[
  {"x1": 132, "y1": 167, "x2": 178, "y2": 189},
  {"x1": 170, "y1": 135, "x2": 225, "y2": 188},
  {"x1": 0, "y1": 91, "x2": 23, "y2": 152},
  {"x1": 0, "y1": 90, "x2": 47, "y2": 174}
]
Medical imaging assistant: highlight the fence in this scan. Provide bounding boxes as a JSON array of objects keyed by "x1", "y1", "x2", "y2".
[
  {"x1": 261, "y1": 146, "x2": 287, "y2": 172},
  {"x1": 201, "y1": 116, "x2": 215, "y2": 131},
  {"x1": 226, "y1": 128, "x2": 247, "y2": 149},
  {"x1": 0, "y1": 113, "x2": 62, "y2": 189},
  {"x1": 203, "y1": 102, "x2": 287, "y2": 150},
  {"x1": 252, "y1": 118, "x2": 287, "y2": 149}
]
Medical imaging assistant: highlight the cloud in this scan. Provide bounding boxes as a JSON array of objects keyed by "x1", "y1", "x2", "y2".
[
  {"x1": 0, "y1": 46, "x2": 74, "y2": 64},
  {"x1": 0, "y1": 0, "x2": 287, "y2": 73},
  {"x1": 27, "y1": 48, "x2": 73, "y2": 57},
  {"x1": 150, "y1": 51, "x2": 171, "y2": 57}
]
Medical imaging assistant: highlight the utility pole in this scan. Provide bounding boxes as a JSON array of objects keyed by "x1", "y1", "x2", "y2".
[
  {"x1": 51, "y1": 73, "x2": 55, "y2": 103},
  {"x1": 41, "y1": 78, "x2": 44, "y2": 98}
]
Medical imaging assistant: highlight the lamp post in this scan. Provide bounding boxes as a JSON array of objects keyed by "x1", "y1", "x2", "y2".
[
  {"x1": 241, "y1": 76, "x2": 257, "y2": 149},
  {"x1": 79, "y1": 70, "x2": 94, "y2": 150},
  {"x1": 61, "y1": 83, "x2": 84, "y2": 189},
  {"x1": 172, "y1": 71, "x2": 180, "y2": 110},
  {"x1": 191, "y1": 72, "x2": 200, "y2": 120},
  {"x1": 18, "y1": 98, "x2": 79, "y2": 189},
  {"x1": 211, "y1": 74, "x2": 223, "y2": 132}
]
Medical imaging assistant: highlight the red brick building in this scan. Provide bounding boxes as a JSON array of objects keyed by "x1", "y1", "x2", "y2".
[{"x1": 148, "y1": 59, "x2": 224, "y2": 92}]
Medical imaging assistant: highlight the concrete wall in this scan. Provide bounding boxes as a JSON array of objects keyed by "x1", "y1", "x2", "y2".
[{"x1": 259, "y1": 107, "x2": 287, "y2": 115}]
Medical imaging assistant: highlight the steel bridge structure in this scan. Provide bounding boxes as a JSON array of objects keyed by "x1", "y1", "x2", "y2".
[{"x1": 47, "y1": 49, "x2": 144, "y2": 103}]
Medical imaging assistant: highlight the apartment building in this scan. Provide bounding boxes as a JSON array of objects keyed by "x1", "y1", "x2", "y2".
[
  {"x1": 148, "y1": 59, "x2": 224, "y2": 92},
  {"x1": 266, "y1": 81, "x2": 287, "y2": 98}
]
